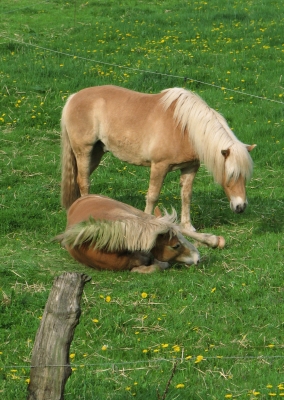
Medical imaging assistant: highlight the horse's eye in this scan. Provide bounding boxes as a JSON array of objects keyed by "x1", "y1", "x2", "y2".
[{"x1": 172, "y1": 242, "x2": 181, "y2": 250}]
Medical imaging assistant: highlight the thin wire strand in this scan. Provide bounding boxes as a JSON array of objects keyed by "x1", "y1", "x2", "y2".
[
  {"x1": 1, "y1": 34, "x2": 283, "y2": 105},
  {"x1": 2, "y1": 354, "x2": 284, "y2": 370}
]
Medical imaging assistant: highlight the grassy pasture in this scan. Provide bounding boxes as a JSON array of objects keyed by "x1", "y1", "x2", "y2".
[{"x1": 0, "y1": 0, "x2": 283, "y2": 399}]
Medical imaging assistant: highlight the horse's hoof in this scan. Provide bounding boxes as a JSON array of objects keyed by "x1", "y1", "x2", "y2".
[{"x1": 217, "y1": 236, "x2": 226, "y2": 249}]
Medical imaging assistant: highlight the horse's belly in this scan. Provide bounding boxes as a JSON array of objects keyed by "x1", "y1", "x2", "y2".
[
  {"x1": 67, "y1": 245, "x2": 150, "y2": 271},
  {"x1": 102, "y1": 136, "x2": 152, "y2": 166}
]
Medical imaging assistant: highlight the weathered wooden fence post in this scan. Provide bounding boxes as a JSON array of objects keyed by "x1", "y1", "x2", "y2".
[{"x1": 27, "y1": 272, "x2": 91, "y2": 400}]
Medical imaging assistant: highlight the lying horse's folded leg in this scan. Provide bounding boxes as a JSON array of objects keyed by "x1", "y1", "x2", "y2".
[
  {"x1": 130, "y1": 264, "x2": 164, "y2": 273},
  {"x1": 181, "y1": 229, "x2": 226, "y2": 249},
  {"x1": 126, "y1": 257, "x2": 170, "y2": 273}
]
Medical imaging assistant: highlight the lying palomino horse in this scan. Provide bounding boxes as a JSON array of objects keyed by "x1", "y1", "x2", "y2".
[
  {"x1": 61, "y1": 85, "x2": 256, "y2": 232},
  {"x1": 56, "y1": 195, "x2": 225, "y2": 273}
]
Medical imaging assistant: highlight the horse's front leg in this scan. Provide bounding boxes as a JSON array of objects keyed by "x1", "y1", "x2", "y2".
[
  {"x1": 145, "y1": 163, "x2": 168, "y2": 214},
  {"x1": 131, "y1": 260, "x2": 170, "y2": 273},
  {"x1": 180, "y1": 163, "x2": 199, "y2": 232}
]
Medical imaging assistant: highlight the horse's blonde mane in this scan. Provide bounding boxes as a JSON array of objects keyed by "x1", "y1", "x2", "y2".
[
  {"x1": 61, "y1": 209, "x2": 179, "y2": 252},
  {"x1": 161, "y1": 88, "x2": 253, "y2": 184}
]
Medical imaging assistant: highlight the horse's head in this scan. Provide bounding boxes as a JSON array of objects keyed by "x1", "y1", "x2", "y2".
[
  {"x1": 221, "y1": 144, "x2": 256, "y2": 214},
  {"x1": 151, "y1": 231, "x2": 200, "y2": 266}
]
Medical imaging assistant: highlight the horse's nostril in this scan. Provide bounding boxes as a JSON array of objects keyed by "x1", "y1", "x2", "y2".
[{"x1": 235, "y1": 203, "x2": 246, "y2": 213}]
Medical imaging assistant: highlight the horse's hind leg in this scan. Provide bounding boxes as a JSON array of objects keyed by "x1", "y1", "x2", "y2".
[
  {"x1": 74, "y1": 146, "x2": 93, "y2": 197},
  {"x1": 74, "y1": 142, "x2": 105, "y2": 197},
  {"x1": 180, "y1": 164, "x2": 199, "y2": 232}
]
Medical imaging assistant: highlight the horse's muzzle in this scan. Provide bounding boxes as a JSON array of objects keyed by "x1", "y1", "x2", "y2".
[
  {"x1": 230, "y1": 197, "x2": 247, "y2": 214},
  {"x1": 234, "y1": 203, "x2": 247, "y2": 214}
]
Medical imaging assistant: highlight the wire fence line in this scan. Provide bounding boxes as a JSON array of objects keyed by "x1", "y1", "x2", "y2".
[
  {"x1": 2, "y1": 354, "x2": 284, "y2": 371},
  {"x1": 1, "y1": 33, "x2": 283, "y2": 106}
]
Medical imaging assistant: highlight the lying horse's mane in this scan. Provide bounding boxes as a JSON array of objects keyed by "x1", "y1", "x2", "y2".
[
  {"x1": 60, "y1": 209, "x2": 179, "y2": 252},
  {"x1": 161, "y1": 88, "x2": 253, "y2": 184}
]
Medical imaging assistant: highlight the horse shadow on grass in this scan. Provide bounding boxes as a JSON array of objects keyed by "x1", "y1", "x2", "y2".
[{"x1": 114, "y1": 189, "x2": 283, "y2": 236}]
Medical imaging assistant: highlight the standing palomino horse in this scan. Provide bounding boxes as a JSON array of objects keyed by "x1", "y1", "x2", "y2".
[
  {"x1": 60, "y1": 85, "x2": 256, "y2": 232},
  {"x1": 56, "y1": 195, "x2": 226, "y2": 273}
]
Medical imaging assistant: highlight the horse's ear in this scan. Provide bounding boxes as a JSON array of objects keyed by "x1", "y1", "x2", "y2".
[
  {"x1": 246, "y1": 144, "x2": 257, "y2": 152},
  {"x1": 154, "y1": 206, "x2": 162, "y2": 218},
  {"x1": 221, "y1": 149, "x2": 230, "y2": 159}
]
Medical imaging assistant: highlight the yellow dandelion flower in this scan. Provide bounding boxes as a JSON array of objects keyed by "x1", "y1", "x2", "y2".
[
  {"x1": 195, "y1": 355, "x2": 204, "y2": 363},
  {"x1": 176, "y1": 383, "x2": 185, "y2": 389},
  {"x1": 69, "y1": 353, "x2": 75, "y2": 359},
  {"x1": 162, "y1": 344, "x2": 169, "y2": 348},
  {"x1": 105, "y1": 296, "x2": 111, "y2": 303},
  {"x1": 141, "y1": 292, "x2": 148, "y2": 299},
  {"x1": 225, "y1": 395, "x2": 232, "y2": 399},
  {"x1": 211, "y1": 287, "x2": 216, "y2": 293},
  {"x1": 101, "y1": 345, "x2": 108, "y2": 351},
  {"x1": 92, "y1": 319, "x2": 99, "y2": 323},
  {"x1": 25, "y1": 378, "x2": 30, "y2": 384}
]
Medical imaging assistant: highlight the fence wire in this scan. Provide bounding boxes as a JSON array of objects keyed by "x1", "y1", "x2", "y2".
[
  {"x1": 2, "y1": 353, "x2": 284, "y2": 371},
  {"x1": 0, "y1": 32, "x2": 283, "y2": 106}
]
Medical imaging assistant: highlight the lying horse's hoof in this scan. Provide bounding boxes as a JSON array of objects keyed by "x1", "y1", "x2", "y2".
[{"x1": 217, "y1": 236, "x2": 226, "y2": 249}]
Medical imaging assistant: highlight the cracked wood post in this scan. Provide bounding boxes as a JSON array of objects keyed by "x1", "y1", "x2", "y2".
[{"x1": 27, "y1": 272, "x2": 91, "y2": 400}]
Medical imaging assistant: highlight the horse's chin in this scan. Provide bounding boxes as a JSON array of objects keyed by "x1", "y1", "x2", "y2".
[{"x1": 153, "y1": 260, "x2": 170, "y2": 270}]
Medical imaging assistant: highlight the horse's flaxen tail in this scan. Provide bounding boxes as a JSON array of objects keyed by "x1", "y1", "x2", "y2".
[{"x1": 61, "y1": 103, "x2": 81, "y2": 209}]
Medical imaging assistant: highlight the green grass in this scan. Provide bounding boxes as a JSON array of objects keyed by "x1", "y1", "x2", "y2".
[{"x1": 0, "y1": 0, "x2": 284, "y2": 399}]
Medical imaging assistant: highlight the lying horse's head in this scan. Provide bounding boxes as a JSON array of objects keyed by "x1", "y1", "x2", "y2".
[{"x1": 152, "y1": 231, "x2": 200, "y2": 267}]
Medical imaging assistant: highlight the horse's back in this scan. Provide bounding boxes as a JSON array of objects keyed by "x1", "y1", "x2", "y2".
[
  {"x1": 65, "y1": 85, "x2": 163, "y2": 116},
  {"x1": 67, "y1": 194, "x2": 150, "y2": 227}
]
